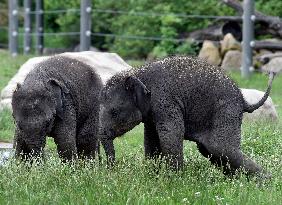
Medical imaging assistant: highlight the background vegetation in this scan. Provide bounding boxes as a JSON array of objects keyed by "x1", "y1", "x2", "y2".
[{"x1": 1, "y1": 0, "x2": 282, "y2": 58}]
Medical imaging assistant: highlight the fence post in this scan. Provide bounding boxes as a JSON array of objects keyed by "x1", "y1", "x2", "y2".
[
  {"x1": 35, "y1": 0, "x2": 44, "y2": 55},
  {"x1": 8, "y1": 0, "x2": 18, "y2": 56},
  {"x1": 80, "y1": 0, "x2": 91, "y2": 51},
  {"x1": 24, "y1": 0, "x2": 32, "y2": 54},
  {"x1": 242, "y1": 0, "x2": 255, "y2": 78}
]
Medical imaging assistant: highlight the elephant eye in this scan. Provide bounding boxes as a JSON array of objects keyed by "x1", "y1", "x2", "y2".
[{"x1": 110, "y1": 109, "x2": 119, "y2": 119}]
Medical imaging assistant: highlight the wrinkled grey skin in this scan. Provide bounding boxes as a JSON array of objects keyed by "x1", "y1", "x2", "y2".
[
  {"x1": 99, "y1": 56, "x2": 275, "y2": 176},
  {"x1": 12, "y1": 56, "x2": 102, "y2": 161}
]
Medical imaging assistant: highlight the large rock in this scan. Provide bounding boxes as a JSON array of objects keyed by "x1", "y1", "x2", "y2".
[
  {"x1": 0, "y1": 51, "x2": 131, "y2": 111},
  {"x1": 241, "y1": 88, "x2": 278, "y2": 121},
  {"x1": 221, "y1": 50, "x2": 242, "y2": 71},
  {"x1": 198, "y1": 40, "x2": 221, "y2": 66},
  {"x1": 262, "y1": 57, "x2": 282, "y2": 74},
  {"x1": 221, "y1": 33, "x2": 241, "y2": 56}
]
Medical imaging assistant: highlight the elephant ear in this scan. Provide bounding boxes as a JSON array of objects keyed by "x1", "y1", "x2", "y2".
[
  {"x1": 14, "y1": 83, "x2": 21, "y2": 94},
  {"x1": 125, "y1": 76, "x2": 151, "y2": 120},
  {"x1": 49, "y1": 79, "x2": 69, "y2": 120}
]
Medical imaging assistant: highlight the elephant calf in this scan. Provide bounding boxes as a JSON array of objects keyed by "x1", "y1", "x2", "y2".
[
  {"x1": 99, "y1": 56, "x2": 275, "y2": 177},
  {"x1": 12, "y1": 56, "x2": 102, "y2": 161}
]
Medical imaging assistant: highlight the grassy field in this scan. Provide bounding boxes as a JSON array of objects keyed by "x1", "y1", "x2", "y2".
[{"x1": 0, "y1": 50, "x2": 281, "y2": 204}]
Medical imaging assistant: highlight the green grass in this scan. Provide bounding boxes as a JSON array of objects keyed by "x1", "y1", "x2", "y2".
[
  {"x1": 0, "y1": 108, "x2": 14, "y2": 142},
  {"x1": 0, "y1": 51, "x2": 281, "y2": 204},
  {"x1": 0, "y1": 50, "x2": 34, "y2": 91}
]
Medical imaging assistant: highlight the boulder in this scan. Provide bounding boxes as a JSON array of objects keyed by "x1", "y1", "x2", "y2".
[
  {"x1": 257, "y1": 49, "x2": 273, "y2": 57},
  {"x1": 261, "y1": 57, "x2": 282, "y2": 74},
  {"x1": 221, "y1": 33, "x2": 241, "y2": 56},
  {"x1": 198, "y1": 40, "x2": 221, "y2": 66},
  {"x1": 241, "y1": 88, "x2": 278, "y2": 121},
  {"x1": 221, "y1": 50, "x2": 242, "y2": 71},
  {"x1": 0, "y1": 51, "x2": 131, "y2": 111}
]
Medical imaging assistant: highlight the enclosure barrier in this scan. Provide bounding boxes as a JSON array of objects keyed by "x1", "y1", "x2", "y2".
[
  {"x1": 24, "y1": 0, "x2": 31, "y2": 54},
  {"x1": 3, "y1": 0, "x2": 257, "y2": 77},
  {"x1": 8, "y1": 0, "x2": 18, "y2": 56},
  {"x1": 35, "y1": 0, "x2": 44, "y2": 54},
  {"x1": 80, "y1": 0, "x2": 91, "y2": 51},
  {"x1": 242, "y1": 0, "x2": 254, "y2": 78}
]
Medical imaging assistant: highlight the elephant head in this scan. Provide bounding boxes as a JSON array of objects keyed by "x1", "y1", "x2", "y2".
[
  {"x1": 12, "y1": 79, "x2": 69, "y2": 157},
  {"x1": 99, "y1": 75, "x2": 151, "y2": 163}
]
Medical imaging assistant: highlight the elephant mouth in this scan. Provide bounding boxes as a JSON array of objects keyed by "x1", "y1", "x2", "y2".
[
  {"x1": 45, "y1": 117, "x2": 55, "y2": 133},
  {"x1": 100, "y1": 121, "x2": 136, "y2": 140},
  {"x1": 99, "y1": 128, "x2": 116, "y2": 140},
  {"x1": 115, "y1": 128, "x2": 127, "y2": 137}
]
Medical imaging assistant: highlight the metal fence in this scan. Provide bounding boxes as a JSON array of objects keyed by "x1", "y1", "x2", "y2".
[{"x1": 2, "y1": 0, "x2": 255, "y2": 77}]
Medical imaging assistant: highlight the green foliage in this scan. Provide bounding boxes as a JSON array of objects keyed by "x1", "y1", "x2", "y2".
[
  {"x1": 41, "y1": 0, "x2": 282, "y2": 58},
  {"x1": 255, "y1": 0, "x2": 282, "y2": 17},
  {"x1": 43, "y1": 0, "x2": 81, "y2": 48},
  {"x1": 0, "y1": 109, "x2": 14, "y2": 142},
  {"x1": 0, "y1": 29, "x2": 8, "y2": 47},
  {"x1": 0, "y1": 0, "x2": 8, "y2": 47},
  {"x1": 1, "y1": 0, "x2": 282, "y2": 57},
  {"x1": 91, "y1": 0, "x2": 235, "y2": 58}
]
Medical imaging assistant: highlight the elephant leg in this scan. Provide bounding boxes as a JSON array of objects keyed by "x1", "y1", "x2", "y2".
[
  {"x1": 52, "y1": 107, "x2": 77, "y2": 162},
  {"x1": 155, "y1": 119, "x2": 185, "y2": 170},
  {"x1": 197, "y1": 142, "x2": 232, "y2": 174},
  {"x1": 14, "y1": 128, "x2": 46, "y2": 161},
  {"x1": 53, "y1": 129, "x2": 77, "y2": 162},
  {"x1": 76, "y1": 114, "x2": 99, "y2": 160},
  {"x1": 201, "y1": 107, "x2": 263, "y2": 176},
  {"x1": 144, "y1": 121, "x2": 161, "y2": 160},
  {"x1": 202, "y1": 141, "x2": 262, "y2": 176},
  {"x1": 14, "y1": 128, "x2": 30, "y2": 160}
]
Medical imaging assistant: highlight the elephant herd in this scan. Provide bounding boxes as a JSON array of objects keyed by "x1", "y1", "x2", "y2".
[{"x1": 11, "y1": 53, "x2": 275, "y2": 179}]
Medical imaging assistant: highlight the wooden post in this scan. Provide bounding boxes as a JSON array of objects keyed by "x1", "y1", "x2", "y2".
[
  {"x1": 80, "y1": 0, "x2": 91, "y2": 51},
  {"x1": 242, "y1": 0, "x2": 255, "y2": 78},
  {"x1": 24, "y1": 0, "x2": 32, "y2": 54},
  {"x1": 35, "y1": 0, "x2": 44, "y2": 55},
  {"x1": 8, "y1": 0, "x2": 18, "y2": 56}
]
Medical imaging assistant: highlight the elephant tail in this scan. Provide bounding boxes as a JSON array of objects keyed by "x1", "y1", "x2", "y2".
[{"x1": 243, "y1": 72, "x2": 276, "y2": 113}]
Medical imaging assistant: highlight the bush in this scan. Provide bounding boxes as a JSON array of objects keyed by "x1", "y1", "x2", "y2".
[
  {"x1": 1, "y1": 0, "x2": 282, "y2": 58},
  {"x1": 0, "y1": 0, "x2": 8, "y2": 48},
  {"x1": 90, "y1": 0, "x2": 235, "y2": 59}
]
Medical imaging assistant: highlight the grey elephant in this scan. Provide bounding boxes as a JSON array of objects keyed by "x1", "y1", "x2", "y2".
[
  {"x1": 12, "y1": 56, "x2": 102, "y2": 161},
  {"x1": 99, "y1": 56, "x2": 275, "y2": 177}
]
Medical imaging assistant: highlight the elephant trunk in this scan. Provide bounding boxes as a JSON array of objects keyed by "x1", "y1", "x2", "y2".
[
  {"x1": 25, "y1": 136, "x2": 46, "y2": 159},
  {"x1": 100, "y1": 135, "x2": 115, "y2": 166}
]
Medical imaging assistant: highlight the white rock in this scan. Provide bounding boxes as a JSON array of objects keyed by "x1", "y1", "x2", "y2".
[
  {"x1": 0, "y1": 99, "x2": 12, "y2": 111},
  {"x1": 60, "y1": 51, "x2": 131, "y2": 84},
  {"x1": 0, "y1": 51, "x2": 131, "y2": 111},
  {"x1": 262, "y1": 57, "x2": 282, "y2": 74},
  {"x1": 220, "y1": 33, "x2": 241, "y2": 56},
  {"x1": 0, "y1": 150, "x2": 13, "y2": 167},
  {"x1": 221, "y1": 50, "x2": 242, "y2": 71},
  {"x1": 198, "y1": 40, "x2": 222, "y2": 66},
  {"x1": 241, "y1": 88, "x2": 278, "y2": 121}
]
